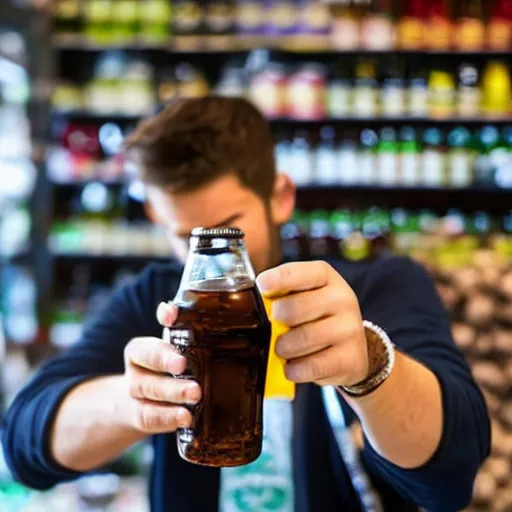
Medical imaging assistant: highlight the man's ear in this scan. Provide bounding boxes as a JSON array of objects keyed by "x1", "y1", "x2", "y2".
[{"x1": 270, "y1": 173, "x2": 296, "y2": 226}]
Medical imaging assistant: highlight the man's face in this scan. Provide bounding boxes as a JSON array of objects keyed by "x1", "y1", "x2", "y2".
[{"x1": 145, "y1": 173, "x2": 295, "y2": 275}]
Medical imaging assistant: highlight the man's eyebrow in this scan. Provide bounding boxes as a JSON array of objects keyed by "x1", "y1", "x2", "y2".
[{"x1": 176, "y1": 213, "x2": 242, "y2": 238}]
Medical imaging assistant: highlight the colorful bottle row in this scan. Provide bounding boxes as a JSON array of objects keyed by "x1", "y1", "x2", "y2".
[
  {"x1": 51, "y1": 0, "x2": 512, "y2": 52},
  {"x1": 281, "y1": 208, "x2": 512, "y2": 262},
  {"x1": 52, "y1": 52, "x2": 512, "y2": 120},
  {"x1": 276, "y1": 126, "x2": 512, "y2": 189}
]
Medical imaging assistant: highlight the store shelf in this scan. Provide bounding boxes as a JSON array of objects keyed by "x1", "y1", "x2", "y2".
[
  {"x1": 51, "y1": 110, "x2": 512, "y2": 126},
  {"x1": 52, "y1": 252, "x2": 170, "y2": 262},
  {"x1": 295, "y1": 185, "x2": 512, "y2": 212},
  {"x1": 52, "y1": 34, "x2": 512, "y2": 58}
]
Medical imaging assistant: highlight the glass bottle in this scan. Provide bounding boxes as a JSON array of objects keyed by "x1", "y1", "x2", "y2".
[
  {"x1": 360, "y1": 0, "x2": 395, "y2": 50},
  {"x1": 353, "y1": 59, "x2": 378, "y2": 118},
  {"x1": 454, "y1": 0, "x2": 485, "y2": 51},
  {"x1": 397, "y1": 0, "x2": 426, "y2": 50},
  {"x1": 167, "y1": 227, "x2": 271, "y2": 467},
  {"x1": 377, "y1": 127, "x2": 398, "y2": 186},
  {"x1": 447, "y1": 127, "x2": 474, "y2": 188},
  {"x1": 330, "y1": 0, "x2": 361, "y2": 50},
  {"x1": 457, "y1": 63, "x2": 481, "y2": 118},
  {"x1": 425, "y1": 0, "x2": 452, "y2": 50},
  {"x1": 399, "y1": 126, "x2": 420, "y2": 186},
  {"x1": 422, "y1": 127, "x2": 447, "y2": 187},
  {"x1": 488, "y1": 0, "x2": 512, "y2": 51}
]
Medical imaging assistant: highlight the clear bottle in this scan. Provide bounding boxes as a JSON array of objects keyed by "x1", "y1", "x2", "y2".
[
  {"x1": 167, "y1": 227, "x2": 271, "y2": 467},
  {"x1": 457, "y1": 63, "x2": 481, "y2": 118},
  {"x1": 377, "y1": 127, "x2": 398, "y2": 186},
  {"x1": 399, "y1": 126, "x2": 420, "y2": 186},
  {"x1": 358, "y1": 128, "x2": 379, "y2": 185},
  {"x1": 315, "y1": 126, "x2": 339, "y2": 185},
  {"x1": 353, "y1": 59, "x2": 378, "y2": 118},
  {"x1": 447, "y1": 127, "x2": 474, "y2": 188},
  {"x1": 422, "y1": 127, "x2": 447, "y2": 187}
]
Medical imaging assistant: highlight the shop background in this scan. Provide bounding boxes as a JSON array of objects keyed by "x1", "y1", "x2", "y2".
[{"x1": 1, "y1": 0, "x2": 511, "y2": 510}]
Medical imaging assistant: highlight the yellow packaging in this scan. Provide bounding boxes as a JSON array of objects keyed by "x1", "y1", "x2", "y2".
[{"x1": 263, "y1": 297, "x2": 296, "y2": 401}]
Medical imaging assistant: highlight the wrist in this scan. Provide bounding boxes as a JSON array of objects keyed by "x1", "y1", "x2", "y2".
[{"x1": 340, "y1": 321, "x2": 395, "y2": 398}]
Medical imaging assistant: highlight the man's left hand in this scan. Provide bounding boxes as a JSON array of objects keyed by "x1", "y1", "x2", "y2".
[{"x1": 257, "y1": 261, "x2": 369, "y2": 387}]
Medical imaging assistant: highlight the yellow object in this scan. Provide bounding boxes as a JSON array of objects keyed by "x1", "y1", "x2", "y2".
[
  {"x1": 263, "y1": 297, "x2": 296, "y2": 400},
  {"x1": 482, "y1": 61, "x2": 511, "y2": 116}
]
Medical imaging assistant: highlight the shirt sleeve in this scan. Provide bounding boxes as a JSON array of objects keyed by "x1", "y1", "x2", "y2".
[
  {"x1": 356, "y1": 256, "x2": 490, "y2": 512},
  {"x1": 2, "y1": 265, "x2": 161, "y2": 490}
]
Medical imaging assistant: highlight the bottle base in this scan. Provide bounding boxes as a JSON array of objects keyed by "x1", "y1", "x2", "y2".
[{"x1": 177, "y1": 429, "x2": 262, "y2": 468}]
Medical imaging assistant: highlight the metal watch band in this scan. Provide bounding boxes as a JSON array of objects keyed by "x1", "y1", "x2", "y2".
[{"x1": 341, "y1": 321, "x2": 396, "y2": 398}]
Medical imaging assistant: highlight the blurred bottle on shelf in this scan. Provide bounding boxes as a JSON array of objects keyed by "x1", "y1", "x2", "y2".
[
  {"x1": 380, "y1": 56, "x2": 406, "y2": 117},
  {"x1": 82, "y1": 0, "x2": 113, "y2": 43},
  {"x1": 407, "y1": 65, "x2": 428, "y2": 117},
  {"x1": 235, "y1": 0, "x2": 265, "y2": 36},
  {"x1": 338, "y1": 133, "x2": 359, "y2": 185},
  {"x1": 289, "y1": 130, "x2": 314, "y2": 186},
  {"x1": 309, "y1": 210, "x2": 331, "y2": 257},
  {"x1": 204, "y1": 0, "x2": 236, "y2": 40},
  {"x1": 428, "y1": 68, "x2": 456, "y2": 119},
  {"x1": 488, "y1": 0, "x2": 512, "y2": 51},
  {"x1": 250, "y1": 63, "x2": 288, "y2": 118},
  {"x1": 358, "y1": 128, "x2": 378, "y2": 184},
  {"x1": 52, "y1": 0, "x2": 82, "y2": 38},
  {"x1": 397, "y1": 0, "x2": 426, "y2": 49},
  {"x1": 315, "y1": 126, "x2": 338, "y2": 185},
  {"x1": 330, "y1": 0, "x2": 360, "y2": 50},
  {"x1": 111, "y1": 0, "x2": 139, "y2": 43},
  {"x1": 454, "y1": 0, "x2": 485, "y2": 51},
  {"x1": 481, "y1": 61, "x2": 511, "y2": 118},
  {"x1": 494, "y1": 126, "x2": 512, "y2": 189},
  {"x1": 376, "y1": 126, "x2": 398, "y2": 185},
  {"x1": 422, "y1": 127, "x2": 446, "y2": 186},
  {"x1": 425, "y1": 0, "x2": 452, "y2": 50},
  {"x1": 297, "y1": 0, "x2": 331, "y2": 38},
  {"x1": 353, "y1": 58, "x2": 378, "y2": 118},
  {"x1": 287, "y1": 63, "x2": 327, "y2": 120},
  {"x1": 456, "y1": 63, "x2": 481, "y2": 118},
  {"x1": 360, "y1": 0, "x2": 394, "y2": 50},
  {"x1": 327, "y1": 61, "x2": 352, "y2": 119},
  {"x1": 172, "y1": 0, "x2": 205, "y2": 45},
  {"x1": 447, "y1": 126, "x2": 474, "y2": 188},
  {"x1": 473, "y1": 125, "x2": 499, "y2": 186},
  {"x1": 140, "y1": 0, "x2": 172, "y2": 42},
  {"x1": 216, "y1": 65, "x2": 247, "y2": 97},
  {"x1": 264, "y1": 0, "x2": 299, "y2": 37},
  {"x1": 399, "y1": 126, "x2": 420, "y2": 186}
]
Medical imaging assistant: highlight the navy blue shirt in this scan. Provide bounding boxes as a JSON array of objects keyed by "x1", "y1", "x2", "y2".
[{"x1": 2, "y1": 256, "x2": 490, "y2": 511}]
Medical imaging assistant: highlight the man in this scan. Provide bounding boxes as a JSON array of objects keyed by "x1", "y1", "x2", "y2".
[{"x1": 3, "y1": 97, "x2": 489, "y2": 511}]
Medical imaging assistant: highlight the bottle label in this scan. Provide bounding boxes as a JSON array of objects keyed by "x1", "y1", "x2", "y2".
[
  {"x1": 401, "y1": 153, "x2": 419, "y2": 185},
  {"x1": 353, "y1": 88, "x2": 377, "y2": 117},
  {"x1": 423, "y1": 150, "x2": 445, "y2": 186},
  {"x1": 315, "y1": 148, "x2": 339, "y2": 185},
  {"x1": 328, "y1": 84, "x2": 351, "y2": 118},
  {"x1": 331, "y1": 18, "x2": 359, "y2": 49},
  {"x1": 381, "y1": 87, "x2": 405, "y2": 116},
  {"x1": 408, "y1": 86, "x2": 428, "y2": 116},
  {"x1": 339, "y1": 148, "x2": 359, "y2": 184},
  {"x1": 449, "y1": 151, "x2": 471, "y2": 187},
  {"x1": 358, "y1": 152, "x2": 376, "y2": 184},
  {"x1": 220, "y1": 400, "x2": 294, "y2": 512},
  {"x1": 236, "y1": 2, "x2": 264, "y2": 31},
  {"x1": 378, "y1": 153, "x2": 398, "y2": 185}
]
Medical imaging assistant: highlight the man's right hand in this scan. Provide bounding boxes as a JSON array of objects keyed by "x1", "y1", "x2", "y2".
[{"x1": 122, "y1": 303, "x2": 201, "y2": 434}]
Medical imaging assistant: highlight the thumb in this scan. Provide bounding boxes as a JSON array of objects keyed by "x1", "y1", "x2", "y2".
[{"x1": 156, "y1": 302, "x2": 178, "y2": 327}]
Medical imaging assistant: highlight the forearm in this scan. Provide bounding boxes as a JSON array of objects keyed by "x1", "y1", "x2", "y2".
[
  {"x1": 50, "y1": 375, "x2": 144, "y2": 472},
  {"x1": 344, "y1": 351, "x2": 443, "y2": 469}
]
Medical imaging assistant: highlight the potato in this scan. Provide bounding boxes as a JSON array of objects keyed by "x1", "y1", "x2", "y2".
[
  {"x1": 505, "y1": 359, "x2": 512, "y2": 382},
  {"x1": 501, "y1": 271, "x2": 512, "y2": 299},
  {"x1": 436, "y1": 283, "x2": 460, "y2": 311},
  {"x1": 491, "y1": 421, "x2": 509, "y2": 456},
  {"x1": 494, "y1": 329, "x2": 512, "y2": 355},
  {"x1": 472, "y1": 470, "x2": 497, "y2": 503},
  {"x1": 495, "y1": 304, "x2": 512, "y2": 324},
  {"x1": 472, "y1": 249, "x2": 501, "y2": 270},
  {"x1": 474, "y1": 334, "x2": 494, "y2": 356},
  {"x1": 452, "y1": 323, "x2": 476, "y2": 350},
  {"x1": 481, "y1": 267, "x2": 502, "y2": 290},
  {"x1": 465, "y1": 294, "x2": 495, "y2": 326},
  {"x1": 494, "y1": 489, "x2": 512, "y2": 512},
  {"x1": 482, "y1": 389, "x2": 501, "y2": 415},
  {"x1": 500, "y1": 403, "x2": 512, "y2": 429},
  {"x1": 453, "y1": 267, "x2": 481, "y2": 295},
  {"x1": 485, "y1": 456, "x2": 511, "y2": 486},
  {"x1": 472, "y1": 362, "x2": 509, "y2": 395}
]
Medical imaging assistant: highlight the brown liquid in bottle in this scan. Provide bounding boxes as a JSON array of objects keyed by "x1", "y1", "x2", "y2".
[{"x1": 170, "y1": 277, "x2": 271, "y2": 467}]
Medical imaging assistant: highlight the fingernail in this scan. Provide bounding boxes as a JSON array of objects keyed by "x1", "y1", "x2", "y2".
[
  {"x1": 157, "y1": 302, "x2": 177, "y2": 325},
  {"x1": 184, "y1": 382, "x2": 201, "y2": 403}
]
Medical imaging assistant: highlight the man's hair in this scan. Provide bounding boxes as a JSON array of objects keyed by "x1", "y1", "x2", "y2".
[{"x1": 125, "y1": 96, "x2": 277, "y2": 201}]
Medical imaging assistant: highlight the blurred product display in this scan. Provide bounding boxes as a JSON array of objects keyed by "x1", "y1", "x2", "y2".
[{"x1": 49, "y1": 0, "x2": 512, "y2": 51}]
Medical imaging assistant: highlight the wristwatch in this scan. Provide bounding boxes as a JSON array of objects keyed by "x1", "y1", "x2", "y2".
[{"x1": 340, "y1": 321, "x2": 396, "y2": 398}]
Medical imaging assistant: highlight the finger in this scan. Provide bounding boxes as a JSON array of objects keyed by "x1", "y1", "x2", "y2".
[
  {"x1": 128, "y1": 366, "x2": 201, "y2": 404},
  {"x1": 257, "y1": 261, "x2": 331, "y2": 298},
  {"x1": 285, "y1": 345, "x2": 348, "y2": 384},
  {"x1": 125, "y1": 337, "x2": 186, "y2": 374},
  {"x1": 276, "y1": 315, "x2": 343, "y2": 359},
  {"x1": 157, "y1": 302, "x2": 178, "y2": 327},
  {"x1": 134, "y1": 401, "x2": 192, "y2": 434},
  {"x1": 272, "y1": 287, "x2": 345, "y2": 327}
]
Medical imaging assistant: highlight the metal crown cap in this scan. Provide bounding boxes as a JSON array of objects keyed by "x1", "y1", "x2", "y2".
[{"x1": 191, "y1": 227, "x2": 244, "y2": 239}]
